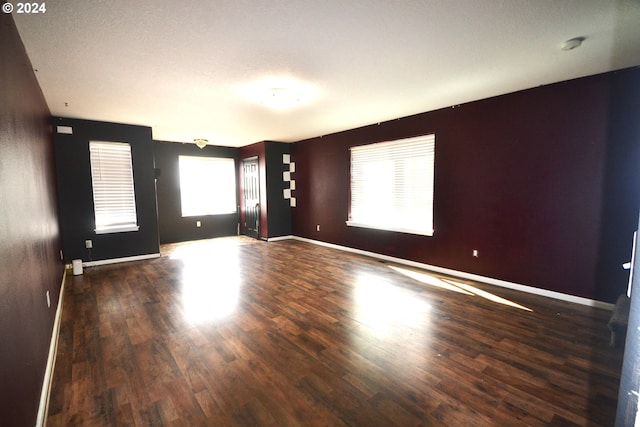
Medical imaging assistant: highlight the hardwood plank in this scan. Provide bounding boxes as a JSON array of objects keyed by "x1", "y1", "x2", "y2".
[{"x1": 46, "y1": 236, "x2": 623, "y2": 426}]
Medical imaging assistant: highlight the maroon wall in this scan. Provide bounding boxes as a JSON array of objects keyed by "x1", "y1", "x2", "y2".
[
  {"x1": 292, "y1": 68, "x2": 640, "y2": 303},
  {"x1": 0, "y1": 15, "x2": 63, "y2": 425}
]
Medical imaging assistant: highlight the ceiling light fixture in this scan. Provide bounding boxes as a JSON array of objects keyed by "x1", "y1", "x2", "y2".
[
  {"x1": 561, "y1": 37, "x2": 585, "y2": 51},
  {"x1": 240, "y1": 77, "x2": 318, "y2": 111},
  {"x1": 193, "y1": 138, "x2": 208, "y2": 149},
  {"x1": 263, "y1": 87, "x2": 300, "y2": 110}
]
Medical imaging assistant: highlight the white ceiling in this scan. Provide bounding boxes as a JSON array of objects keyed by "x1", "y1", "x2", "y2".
[{"x1": 14, "y1": 0, "x2": 640, "y2": 148}]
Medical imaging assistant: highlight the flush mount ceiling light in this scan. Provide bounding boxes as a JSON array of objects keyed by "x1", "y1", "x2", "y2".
[
  {"x1": 561, "y1": 37, "x2": 585, "y2": 51},
  {"x1": 263, "y1": 87, "x2": 300, "y2": 110},
  {"x1": 193, "y1": 138, "x2": 208, "y2": 149},
  {"x1": 240, "y1": 77, "x2": 318, "y2": 111}
]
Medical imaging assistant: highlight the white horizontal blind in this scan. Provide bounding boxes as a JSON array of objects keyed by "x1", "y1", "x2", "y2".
[
  {"x1": 348, "y1": 134, "x2": 435, "y2": 236},
  {"x1": 89, "y1": 141, "x2": 139, "y2": 234},
  {"x1": 179, "y1": 156, "x2": 237, "y2": 216}
]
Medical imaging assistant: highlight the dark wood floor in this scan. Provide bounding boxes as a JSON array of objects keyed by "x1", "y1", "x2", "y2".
[{"x1": 47, "y1": 236, "x2": 623, "y2": 426}]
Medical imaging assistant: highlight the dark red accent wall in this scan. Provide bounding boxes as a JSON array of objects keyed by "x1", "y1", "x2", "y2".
[
  {"x1": 0, "y1": 14, "x2": 63, "y2": 426},
  {"x1": 292, "y1": 68, "x2": 640, "y2": 303}
]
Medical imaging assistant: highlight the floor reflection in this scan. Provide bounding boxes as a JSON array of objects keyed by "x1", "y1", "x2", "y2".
[
  {"x1": 169, "y1": 242, "x2": 242, "y2": 324},
  {"x1": 353, "y1": 272, "x2": 431, "y2": 336},
  {"x1": 389, "y1": 265, "x2": 532, "y2": 312}
]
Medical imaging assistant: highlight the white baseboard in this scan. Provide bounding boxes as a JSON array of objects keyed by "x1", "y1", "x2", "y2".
[
  {"x1": 83, "y1": 253, "x2": 160, "y2": 267},
  {"x1": 36, "y1": 268, "x2": 66, "y2": 427},
  {"x1": 267, "y1": 235, "x2": 294, "y2": 242},
  {"x1": 288, "y1": 236, "x2": 614, "y2": 311}
]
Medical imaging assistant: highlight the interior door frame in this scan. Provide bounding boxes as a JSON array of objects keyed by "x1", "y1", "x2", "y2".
[{"x1": 241, "y1": 156, "x2": 260, "y2": 239}]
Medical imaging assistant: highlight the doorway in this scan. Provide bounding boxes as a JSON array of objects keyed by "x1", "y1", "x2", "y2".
[{"x1": 242, "y1": 157, "x2": 260, "y2": 239}]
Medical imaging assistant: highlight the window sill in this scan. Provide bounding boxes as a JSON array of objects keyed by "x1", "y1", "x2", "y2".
[
  {"x1": 346, "y1": 221, "x2": 433, "y2": 237},
  {"x1": 95, "y1": 225, "x2": 140, "y2": 234},
  {"x1": 181, "y1": 211, "x2": 237, "y2": 217}
]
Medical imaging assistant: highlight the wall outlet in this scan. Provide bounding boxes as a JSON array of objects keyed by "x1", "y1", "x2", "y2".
[
  {"x1": 85, "y1": 240, "x2": 93, "y2": 249},
  {"x1": 316, "y1": 224, "x2": 320, "y2": 232},
  {"x1": 473, "y1": 249, "x2": 479, "y2": 257},
  {"x1": 196, "y1": 221, "x2": 201, "y2": 227}
]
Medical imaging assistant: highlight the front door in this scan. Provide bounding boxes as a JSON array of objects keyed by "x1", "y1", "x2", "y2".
[{"x1": 242, "y1": 157, "x2": 260, "y2": 239}]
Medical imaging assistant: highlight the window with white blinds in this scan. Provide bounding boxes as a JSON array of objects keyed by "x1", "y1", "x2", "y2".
[
  {"x1": 347, "y1": 134, "x2": 435, "y2": 236},
  {"x1": 89, "y1": 141, "x2": 139, "y2": 234},
  {"x1": 179, "y1": 156, "x2": 237, "y2": 217}
]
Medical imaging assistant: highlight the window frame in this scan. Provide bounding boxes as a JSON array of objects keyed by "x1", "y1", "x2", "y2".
[
  {"x1": 346, "y1": 134, "x2": 435, "y2": 236},
  {"x1": 178, "y1": 155, "x2": 238, "y2": 217},
  {"x1": 89, "y1": 140, "x2": 140, "y2": 234}
]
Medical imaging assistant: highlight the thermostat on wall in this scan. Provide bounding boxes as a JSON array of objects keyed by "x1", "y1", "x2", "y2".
[{"x1": 56, "y1": 126, "x2": 73, "y2": 134}]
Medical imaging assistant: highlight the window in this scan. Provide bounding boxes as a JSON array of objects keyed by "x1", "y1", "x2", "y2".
[
  {"x1": 347, "y1": 134, "x2": 435, "y2": 236},
  {"x1": 89, "y1": 141, "x2": 139, "y2": 234},
  {"x1": 179, "y1": 156, "x2": 237, "y2": 216}
]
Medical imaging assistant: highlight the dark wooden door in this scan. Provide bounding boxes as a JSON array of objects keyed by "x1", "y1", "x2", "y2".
[{"x1": 242, "y1": 157, "x2": 260, "y2": 239}]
